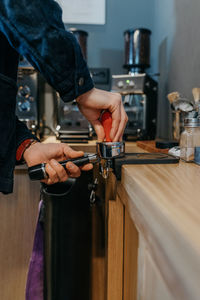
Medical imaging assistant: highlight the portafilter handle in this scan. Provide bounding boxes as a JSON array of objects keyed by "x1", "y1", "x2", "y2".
[{"x1": 28, "y1": 154, "x2": 100, "y2": 181}]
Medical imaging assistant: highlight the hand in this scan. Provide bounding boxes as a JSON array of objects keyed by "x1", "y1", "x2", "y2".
[
  {"x1": 76, "y1": 88, "x2": 128, "y2": 142},
  {"x1": 23, "y1": 142, "x2": 93, "y2": 185}
]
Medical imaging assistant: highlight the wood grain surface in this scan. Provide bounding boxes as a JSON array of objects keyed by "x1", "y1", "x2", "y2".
[
  {"x1": 136, "y1": 140, "x2": 169, "y2": 153},
  {"x1": 107, "y1": 195, "x2": 124, "y2": 300},
  {"x1": 123, "y1": 209, "x2": 138, "y2": 300},
  {"x1": 120, "y1": 159, "x2": 200, "y2": 300},
  {"x1": 43, "y1": 136, "x2": 140, "y2": 154},
  {"x1": 0, "y1": 169, "x2": 40, "y2": 300}
]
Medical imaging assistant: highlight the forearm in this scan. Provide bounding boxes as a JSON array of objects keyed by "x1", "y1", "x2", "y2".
[{"x1": 0, "y1": 0, "x2": 93, "y2": 101}]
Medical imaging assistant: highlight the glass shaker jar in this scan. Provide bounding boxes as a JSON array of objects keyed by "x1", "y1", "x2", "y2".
[{"x1": 180, "y1": 118, "x2": 200, "y2": 162}]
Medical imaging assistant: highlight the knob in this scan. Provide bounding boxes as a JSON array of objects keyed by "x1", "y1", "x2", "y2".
[
  {"x1": 18, "y1": 85, "x2": 31, "y2": 97},
  {"x1": 117, "y1": 80, "x2": 124, "y2": 88},
  {"x1": 18, "y1": 100, "x2": 31, "y2": 112}
]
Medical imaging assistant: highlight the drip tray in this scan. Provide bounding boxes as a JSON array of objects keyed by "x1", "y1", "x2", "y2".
[{"x1": 113, "y1": 153, "x2": 179, "y2": 180}]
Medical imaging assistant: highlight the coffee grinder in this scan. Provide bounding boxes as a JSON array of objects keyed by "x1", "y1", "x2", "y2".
[{"x1": 111, "y1": 28, "x2": 158, "y2": 140}]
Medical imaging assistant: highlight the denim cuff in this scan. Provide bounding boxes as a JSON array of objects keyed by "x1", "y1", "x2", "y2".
[
  {"x1": 0, "y1": 176, "x2": 13, "y2": 194},
  {"x1": 16, "y1": 118, "x2": 39, "y2": 150},
  {"x1": 59, "y1": 70, "x2": 94, "y2": 102}
]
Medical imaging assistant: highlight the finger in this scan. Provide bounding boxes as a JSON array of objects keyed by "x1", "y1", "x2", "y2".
[
  {"x1": 119, "y1": 111, "x2": 128, "y2": 141},
  {"x1": 90, "y1": 120, "x2": 105, "y2": 142},
  {"x1": 44, "y1": 163, "x2": 59, "y2": 184},
  {"x1": 110, "y1": 109, "x2": 121, "y2": 141},
  {"x1": 42, "y1": 178, "x2": 55, "y2": 185},
  {"x1": 63, "y1": 146, "x2": 84, "y2": 159},
  {"x1": 80, "y1": 163, "x2": 94, "y2": 171},
  {"x1": 113, "y1": 105, "x2": 128, "y2": 142},
  {"x1": 66, "y1": 162, "x2": 81, "y2": 178},
  {"x1": 41, "y1": 178, "x2": 49, "y2": 184},
  {"x1": 49, "y1": 159, "x2": 69, "y2": 182},
  {"x1": 109, "y1": 99, "x2": 121, "y2": 141}
]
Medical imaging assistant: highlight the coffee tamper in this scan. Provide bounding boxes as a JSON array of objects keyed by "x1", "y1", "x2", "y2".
[{"x1": 97, "y1": 111, "x2": 125, "y2": 178}]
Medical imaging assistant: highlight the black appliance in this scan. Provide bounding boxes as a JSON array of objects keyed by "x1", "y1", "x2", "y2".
[
  {"x1": 42, "y1": 153, "x2": 178, "y2": 300},
  {"x1": 42, "y1": 167, "x2": 106, "y2": 300},
  {"x1": 112, "y1": 28, "x2": 157, "y2": 140}
]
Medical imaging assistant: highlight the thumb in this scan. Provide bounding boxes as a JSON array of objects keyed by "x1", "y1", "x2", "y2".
[{"x1": 91, "y1": 120, "x2": 105, "y2": 142}]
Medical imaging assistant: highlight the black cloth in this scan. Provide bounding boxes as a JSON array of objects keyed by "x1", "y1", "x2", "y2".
[{"x1": 0, "y1": 33, "x2": 37, "y2": 194}]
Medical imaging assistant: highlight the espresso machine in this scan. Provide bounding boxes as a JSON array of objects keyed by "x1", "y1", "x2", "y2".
[
  {"x1": 112, "y1": 28, "x2": 158, "y2": 140},
  {"x1": 16, "y1": 56, "x2": 45, "y2": 137},
  {"x1": 56, "y1": 29, "x2": 93, "y2": 143}
]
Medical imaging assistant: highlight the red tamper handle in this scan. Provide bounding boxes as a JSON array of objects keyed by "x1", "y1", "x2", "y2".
[{"x1": 101, "y1": 111, "x2": 112, "y2": 142}]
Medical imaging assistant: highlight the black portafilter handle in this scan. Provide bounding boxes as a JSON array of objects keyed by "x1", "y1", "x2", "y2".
[{"x1": 28, "y1": 154, "x2": 99, "y2": 181}]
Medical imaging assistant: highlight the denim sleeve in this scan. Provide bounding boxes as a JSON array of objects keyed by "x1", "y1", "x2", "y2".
[
  {"x1": 0, "y1": 0, "x2": 94, "y2": 102},
  {"x1": 16, "y1": 117, "x2": 39, "y2": 150}
]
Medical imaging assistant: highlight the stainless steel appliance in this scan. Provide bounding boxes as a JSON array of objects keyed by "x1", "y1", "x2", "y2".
[
  {"x1": 56, "y1": 97, "x2": 93, "y2": 142},
  {"x1": 56, "y1": 29, "x2": 93, "y2": 142},
  {"x1": 112, "y1": 28, "x2": 157, "y2": 140},
  {"x1": 124, "y1": 28, "x2": 151, "y2": 73},
  {"x1": 56, "y1": 67, "x2": 110, "y2": 143},
  {"x1": 16, "y1": 56, "x2": 45, "y2": 137},
  {"x1": 56, "y1": 29, "x2": 110, "y2": 142},
  {"x1": 112, "y1": 73, "x2": 157, "y2": 140}
]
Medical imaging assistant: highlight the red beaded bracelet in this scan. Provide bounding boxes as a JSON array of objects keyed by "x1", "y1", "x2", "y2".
[{"x1": 16, "y1": 139, "x2": 38, "y2": 162}]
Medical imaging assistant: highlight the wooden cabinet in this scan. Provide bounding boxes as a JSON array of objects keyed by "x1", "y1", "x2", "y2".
[
  {"x1": 137, "y1": 236, "x2": 173, "y2": 300},
  {"x1": 0, "y1": 168, "x2": 40, "y2": 300},
  {"x1": 1, "y1": 140, "x2": 200, "y2": 300},
  {"x1": 123, "y1": 209, "x2": 138, "y2": 300},
  {"x1": 106, "y1": 195, "x2": 124, "y2": 300},
  {"x1": 106, "y1": 184, "x2": 175, "y2": 300},
  {"x1": 106, "y1": 160, "x2": 200, "y2": 300}
]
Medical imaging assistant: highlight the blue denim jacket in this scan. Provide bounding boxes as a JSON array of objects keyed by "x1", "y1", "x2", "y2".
[
  {"x1": 0, "y1": 0, "x2": 94, "y2": 101},
  {"x1": 0, "y1": 0, "x2": 94, "y2": 193}
]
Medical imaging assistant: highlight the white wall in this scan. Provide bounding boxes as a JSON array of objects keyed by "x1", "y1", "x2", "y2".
[
  {"x1": 66, "y1": 0, "x2": 154, "y2": 75},
  {"x1": 153, "y1": 0, "x2": 200, "y2": 138}
]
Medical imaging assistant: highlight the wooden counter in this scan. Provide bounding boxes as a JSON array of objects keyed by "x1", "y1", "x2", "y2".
[
  {"x1": 115, "y1": 148, "x2": 200, "y2": 300},
  {"x1": 0, "y1": 169, "x2": 40, "y2": 300},
  {"x1": 1, "y1": 138, "x2": 200, "y2": 300}
]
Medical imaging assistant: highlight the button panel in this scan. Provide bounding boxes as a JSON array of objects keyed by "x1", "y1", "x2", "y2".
[{"x1": 112, "y1": 74, "x2": 146, "y2": 94}]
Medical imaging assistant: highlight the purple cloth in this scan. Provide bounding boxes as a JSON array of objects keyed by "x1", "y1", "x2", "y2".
[{"x1": 26, "y1": 204, "x2": 44, "y2": 300}]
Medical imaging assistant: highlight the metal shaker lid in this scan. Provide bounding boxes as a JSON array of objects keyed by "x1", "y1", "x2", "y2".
[{"x1": 184, "y1": 118, "x2": 200, "y2": 127}]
